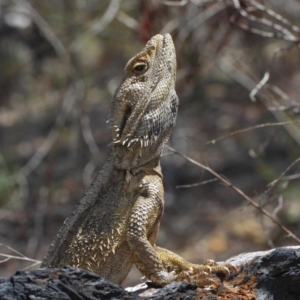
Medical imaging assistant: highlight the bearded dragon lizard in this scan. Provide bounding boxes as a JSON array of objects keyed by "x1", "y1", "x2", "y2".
[{"x1": 42, "y1": 34, "x2": 234, "y2": 288}]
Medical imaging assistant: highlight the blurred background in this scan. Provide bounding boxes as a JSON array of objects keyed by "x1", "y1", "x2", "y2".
[{"x1": 0, "y1": 0, "x2": 300, "y2": 286}]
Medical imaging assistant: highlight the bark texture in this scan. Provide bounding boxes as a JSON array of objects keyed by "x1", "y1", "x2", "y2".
[{"x1": 0, "y1": 247, "x2": 299, "y2": 300}]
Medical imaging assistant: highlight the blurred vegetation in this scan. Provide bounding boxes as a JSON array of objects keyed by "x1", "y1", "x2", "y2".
[{"x1": 0, "y1": 0, "x2": 300, "y2": 286}]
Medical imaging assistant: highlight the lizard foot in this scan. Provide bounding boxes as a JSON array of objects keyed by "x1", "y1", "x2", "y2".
[
  {"x1": 202, "y1": 259, "x2": 237, "y2": 280},
  {"x1": 176, "y1": 260, "x2": 237, "y2": 289},
  {"x1": 177, "y1": 270, "x2": 218, "y2": 290}
]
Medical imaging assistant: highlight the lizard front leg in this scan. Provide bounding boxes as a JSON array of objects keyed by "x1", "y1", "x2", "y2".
[
  {"x1": 127, "y1": 175, "x2": 236, "y2": 289},
  {"x1": 126, "y1": 176, "x2": 176, "y2": 286},
  {"x1": 154, "y1": 246, "x2": 236, "y2": 288},
  {"x1": 126, "y1": 176, "x2": 236, "y2": 287}
]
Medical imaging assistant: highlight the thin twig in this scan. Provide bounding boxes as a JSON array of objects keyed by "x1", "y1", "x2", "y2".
[
  {"x1": 272, "y1": 195, "x2": 283, "y2": 219},
  {"x1": 259, "y1": 208, "x2": 276, "y2": 248},
  {"x1": 80, "y1": 114, "x2": 101, "y2": 158},
  {"x1": 21, "y1": 261, "x2": 41, "y2": 271},
  {"x1": 231, "y1": 0, "x2": 299, "y2": 42},
  {"x1": 70, "y1": 0, "x2": 122, "y2": 52},
  {"x1": 283, "y1": 173, "x2": 300, "y2": 181},
  {"x1": 207, "y1": 121, "x2": 300, "y2": 144},
  {"x1": 27, "y1": 187, "x2": 48, "y2": 257},
  {"x1": 0, "y1": 253, "x2": 41, "y2": 264},
  {"x1": 266, "y1": 157, "x2": 300, "y2": 194},
  {"x1": 250, "y1": 72, "x2": 270, "y2": 102},
  {"x1": 116, "y1": 11, "x2": 138, "y2": 30},
  {"x1": 176, "y1": 178, "x2": 218, "y2": 188},
  {"x1": 0, "y1": 243, "x2": 41, "y2": 266},
  {"x1": 80, "y1": 113, "x2": 102, "y2": 186},
  {"x1": 11, "y1": 0, "x2": 85, "y2": 180},
  {"x1": 177, "y1": 3, "x2": 226, "y2": 46},
  {"x1": 166, "y1": 146, "x2": 300, "y2": 244},
  {"x1": 162, "y1": 0, "x2": 189, "y2": 6},
  {"x1": 13, "y1": 0, "x2": 74, "y2": 76},
  {"x1": 19, "y1": 86, "x2": 75, "y2": 177},
  {"x1": 0, "y1": 257, "x2": 10, "y2": 264},
  {"x1": 248, "y1": 0, "x2": 300, "y2": 33},
  {"x1": 82, "y1": 161, "x2": 96, "y2": 187},
  {"x1": 267, "y1": 84, "x2": 300, "y2": 109},
  {"x1": 218, "y1": 57, "x2": 300, "y2": 147},
  {"x1": 0, "y1": 243, "x2": 27, "y2": 258}
]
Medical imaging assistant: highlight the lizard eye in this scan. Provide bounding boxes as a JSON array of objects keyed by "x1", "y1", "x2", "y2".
[{"x1": 132, "y1": 61, "x2": 148, "y2": 75}]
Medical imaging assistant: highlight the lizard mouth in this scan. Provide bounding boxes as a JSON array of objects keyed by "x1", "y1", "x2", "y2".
[{"x1": 119, "y1": 105, "x2": 132, "y2": 136}]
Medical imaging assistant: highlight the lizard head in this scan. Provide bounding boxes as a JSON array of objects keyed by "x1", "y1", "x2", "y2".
[{"x1": 110, "y1": 33, "x2": 178, "y2": 170}]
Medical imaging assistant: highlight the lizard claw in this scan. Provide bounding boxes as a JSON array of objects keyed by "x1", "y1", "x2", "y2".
[
  {"x1": 203, "y1": 259, "x2": 237, "y2": 280},
  {"x1": 177, "y1": 270, "x2": 218, "y2": 289},
  {"x1": 175, "y1": 259, "x2": 237, "y2": 288}
]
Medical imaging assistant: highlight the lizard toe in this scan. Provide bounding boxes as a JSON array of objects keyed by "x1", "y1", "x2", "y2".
[{"x1": 177, "y1": 270, "x2": 218, "y2": 289}]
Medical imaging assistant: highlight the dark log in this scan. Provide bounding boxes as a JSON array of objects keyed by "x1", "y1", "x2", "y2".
[{"x1": 0, "y1": 247, "x2": 299, "y2": 300}]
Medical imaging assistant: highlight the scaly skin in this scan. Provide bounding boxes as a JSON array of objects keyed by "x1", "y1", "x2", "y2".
[{"x1": 42, "y1": 34, "x2": 234, "y2": 287}]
